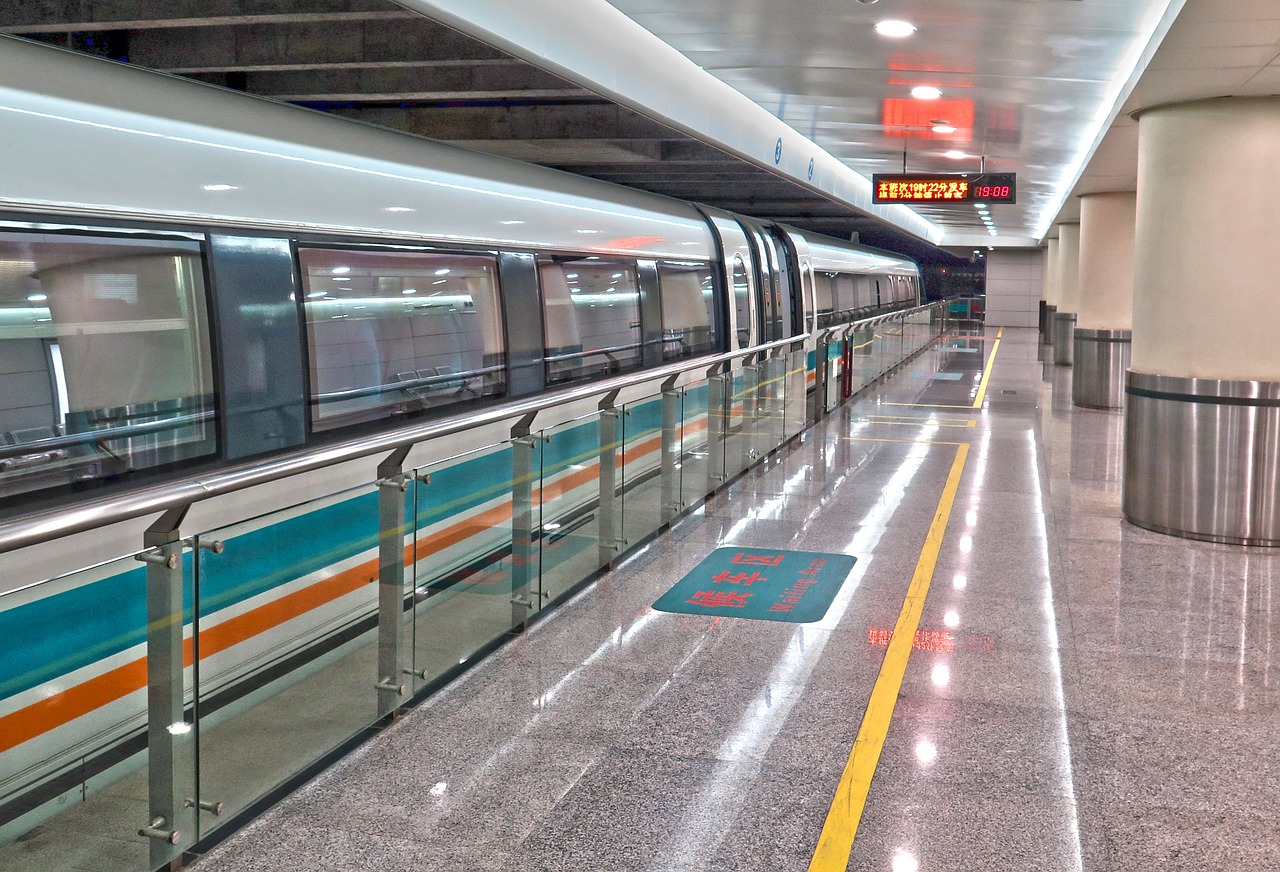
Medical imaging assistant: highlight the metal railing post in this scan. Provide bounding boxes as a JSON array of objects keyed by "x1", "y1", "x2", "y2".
[
  {"x1": 510, "y1": 414, "x2": 542, "y2": 629},
  {"x1": 138, "y1": 506, "x2": 194, "y2": 871},
  {"x1": 707, "y1": 369, "x2": 727, "y2": 488},
  {"x1": 597, "y1": 393, "x2": 621, "y2": 567},
  {"x1": 661, "y1": 376, "x2": 682, "y2": 524},
  {"x1": 375, "y1": 447, "x2": 412, "y2": 715}
]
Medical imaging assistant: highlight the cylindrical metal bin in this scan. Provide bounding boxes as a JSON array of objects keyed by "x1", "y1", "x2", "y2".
[
  {"x1": 1051, "y1": 311, "x2": 1075, "y2": 366},
  {"x1": 1072, "y1": 329, "x2": 1130, "y2": 409},
  {"x1": 1124, "y1": 372, "x2": 1280, "y2": 545},
  {"x1": 1043, "y1": 304, "x2": 1057, "y2": 345}
]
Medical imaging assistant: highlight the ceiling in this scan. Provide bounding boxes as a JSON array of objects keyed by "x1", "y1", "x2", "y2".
[{"x1": 3, "y1": 0, "x2": 1279, "y2": 258}]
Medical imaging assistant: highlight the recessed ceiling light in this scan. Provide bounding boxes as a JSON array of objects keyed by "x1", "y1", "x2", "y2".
[
  {"x1": 911, "y1": 86, "x2": 942, "y2": 100},
  {"x1": 944, "y1": 149, "x2": 967, "y2": 159},
  {"x1": 402, "y1": 288, "x2": 417, "y2": 294},
  {"x1": 875, "y1": 20, "x2": 916, "y2": 38},
  {"x1": 202, "y1": 184, "x2": 238, "y2": 192},
  {"x1": 384, "y1": 206, "x2": 414, "y2": 213},
  {"x1": 932, "y1": 124, "x2": 956, "y2": 134},
  {"x1": 26, "y1": 293, "x2": 47, "y2": 302},
  {"x1": 499, "y1": 220, "x2": 525, "y2": 225},
  {"x1": 973, "y1": 202, "x2": 987, "y2": 209},
  {"x1": 331, "y1": 266, "x2": 351, "y2": 275},
  {"x1": 434, "y1": 268, "x2": 450, "y2": 275}
]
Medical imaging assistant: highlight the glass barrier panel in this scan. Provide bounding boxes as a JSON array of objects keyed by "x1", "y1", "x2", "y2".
[
  {"x1": 757, "y1": 356, "x2": 786, "y2": 455},
  {"x1": 409, "y1": 440, "x2": 524, "y2": 691},
  {"x1": 537, "y1": 413, "x2": 610, "y2": 605},
  {"x1": 722, "y1": 366, "x2": 755, "y2": 480},
  {"x1": 193, "y1": 482, "x2": 381, "y2": 833},
  {"x1": 619, "y1": 393, "x2": 666, "y2": 550},
  {"x1": 0, "y1": 551, "x2": 196, "y2": 872},
  {"x1": 851, "y1": 325, "x2": 874, "y2": 394},
  {"x1": 678, "y1": 379, "x2": 714, "y2": 512},
  {"x1": 824, "y1": 339, "x2": 842, "y2": 413},
  {"x1": 785, "y1": 349, "x2": 808, "y2": 438}
]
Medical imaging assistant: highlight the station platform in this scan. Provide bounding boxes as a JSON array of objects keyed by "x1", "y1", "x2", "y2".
[{"x1": 192, "y1": 327, "x2": 1280, "y2": 871}]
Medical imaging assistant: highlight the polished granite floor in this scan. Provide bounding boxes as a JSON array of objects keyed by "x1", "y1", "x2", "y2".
[{"x1": 193, "y1": 327, "x2": 1280, "y2": 871}]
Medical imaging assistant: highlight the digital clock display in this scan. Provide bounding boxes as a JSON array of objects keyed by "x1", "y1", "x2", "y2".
[{"x1": 872, "y1": 173, "x2": 1017, "y2": 205}]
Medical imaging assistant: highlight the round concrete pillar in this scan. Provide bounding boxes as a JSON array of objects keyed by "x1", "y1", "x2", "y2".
[
  {"x1": 1124, "y1": 97, "x2": 1280, "y2": 545},
  {"x1": 1042, "y1": 237, "x2": 1059, "y2": 345},
  {"x1": 1051, "y1": 223, "x2": 1079, "y2": 366},
  {"x1": 1072, "y1": 192, "x2": 1136, "y2": 410}
]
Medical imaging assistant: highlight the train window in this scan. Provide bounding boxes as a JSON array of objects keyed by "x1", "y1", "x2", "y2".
[
  {"x1": 731, "y1": 255, "x2": 751, "y2": 348},
  {"x1": 538, "y1": 255, "x2": 642, "y2": 385},
  {"x1": 0, "y1": 231, "x2": 215, "y2": 501},
  {"x1": 298, "y1": 248, "x2": 506, "y2": 431},
  {"x1": 657, "y1": 261, "x2": 719, "y2": 360},
  {"x1": 813, "y1": 272, "x2": 835, "y2": 328}
]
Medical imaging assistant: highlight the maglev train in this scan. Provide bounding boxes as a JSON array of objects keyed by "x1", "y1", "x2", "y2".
[{"x1": 0, "y1": 35, "x2": 923, "y2": 840}]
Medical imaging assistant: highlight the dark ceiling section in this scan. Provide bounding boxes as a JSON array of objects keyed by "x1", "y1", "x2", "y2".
[{"x1": 3, "y1": 0, "x2": 961, "y2": 264}]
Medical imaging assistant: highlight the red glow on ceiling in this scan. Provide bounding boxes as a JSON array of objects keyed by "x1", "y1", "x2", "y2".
[
  {"x1": 887, "y1": 55, "x2": 975, "y2": 75},
  {"x1": 881, "y1": 98, "x2": 974, "y2": 139}
]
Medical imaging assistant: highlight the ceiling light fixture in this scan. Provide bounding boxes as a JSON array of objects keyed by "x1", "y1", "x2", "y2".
[
  {"x1": 911, "y1": 86, "x2": 941, "y2": 100},
  {"x1": 875, "y1": 20, "x2": 916, "y2": 38},
  {"x1": 944, "y1": 149, "x2": 967, "y2": 159},
  {"x1": 931, "y1": 124, "x2": 956, "y2": 134}
]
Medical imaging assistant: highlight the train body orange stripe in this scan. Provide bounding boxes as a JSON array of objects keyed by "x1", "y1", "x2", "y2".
[{"x1": 0, "y1": 659, "x2": 148, "y2": 755}]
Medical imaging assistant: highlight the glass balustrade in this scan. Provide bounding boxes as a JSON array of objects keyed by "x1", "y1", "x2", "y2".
[
  {"x1": 0, "y1": 303, "x2": 945, "y2": 870},
  {"x1": 0, "y1": 551, "x2": 196, "y2": 872},
  {"x1": 409, "y1": 439, "x2": 526, "y2": 693},
  {"x1": 192, "y1": 482, "x2": 382, "y2": 836},
  {"x1": 536, "y1": 413, "x2": 610, "y2": 605}
]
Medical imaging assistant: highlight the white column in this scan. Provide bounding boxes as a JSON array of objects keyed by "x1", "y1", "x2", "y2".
[
  {"x1": 1051, "y1": 223, "x2": 1079, "y2": 365},
  {"x1": 1073, "y1": 192, "x2": 1136, "y2": 408},
  {"x1": 1125, "y1": 97, "x2": 1280, "y2": 544}
]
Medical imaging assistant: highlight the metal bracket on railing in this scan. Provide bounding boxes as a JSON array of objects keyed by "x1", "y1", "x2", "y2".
[
  {"x1": 375, "y1": 678, "x2": 407, "y2": 696},
  {"x1": 138, "y1": 816, "x2": 180, "y2": 845},
  {"x1": 377, "y1": 476, "x2": 409, "y2": 492},
  {"x1": 415, "y1": 472, "x2": 431, "y2": 485},
  {"x1": 402, "y1": 667, "x2": 429, "y2": 680},
  {"x1": 514, "y1": 434, "x2": 551, "y2": 447},
  {"x1": 136, "y1": 549, "x2": 179, "y2": 570},
  {"x1": 185, "y1": 798, "x2": 224, "y2": 816},
  {"x1": 197, "y1": 539, "x2": 225, "y2": 555}
]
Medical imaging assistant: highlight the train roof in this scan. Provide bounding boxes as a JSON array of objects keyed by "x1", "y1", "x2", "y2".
[
  {"x1": 781, "y1": 225, "x2": 920, "y2": 277},
  {"x1": 0, "y1": 36, "x2": 716, "y2": 261}
]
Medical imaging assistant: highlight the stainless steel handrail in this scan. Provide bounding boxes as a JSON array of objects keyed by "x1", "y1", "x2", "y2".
[{"x1": 0, "y1": 302, "x2": 940, "y2": 553}]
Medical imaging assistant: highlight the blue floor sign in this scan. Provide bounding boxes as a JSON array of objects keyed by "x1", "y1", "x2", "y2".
[{"x1": 653, "y1": 547, "x2": 856, "y2": 623}]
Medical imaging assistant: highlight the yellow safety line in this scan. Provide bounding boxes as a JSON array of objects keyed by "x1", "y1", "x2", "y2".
[
  {"x1": 807, "y1": 442, "x2": 969, "y2": 872},
  {"x1": 882, "y1": 402, "x2": 974, "y2": 410},
  {"x1": 971, "y1": 326, "x2": 1004, "y2": 409},
  {"x1": 865, "y1": 414, "x2": 975, "y2": 423},
  {"x1": 841, "y1": 436, "x2": 966, "y2": 446},
  {"x1": 864, "y1": 418, "x2": 976, "y2": 429}
]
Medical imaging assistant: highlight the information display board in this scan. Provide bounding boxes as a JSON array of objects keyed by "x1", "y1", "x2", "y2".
[{"x1": 872, "y1": 173, "x2": 1016, "y2": 204}]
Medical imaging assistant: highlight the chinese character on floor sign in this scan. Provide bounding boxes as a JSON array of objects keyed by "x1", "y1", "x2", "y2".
[
  {"x1": 730, "y1": 552, "x2": 784, "y2": 567},
  {"x1": 711, "y1": 570, "x2": 767, "y2": 586},
  {"x1": 686, "y1": 590, "x2": 752, "y2": 608}
]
